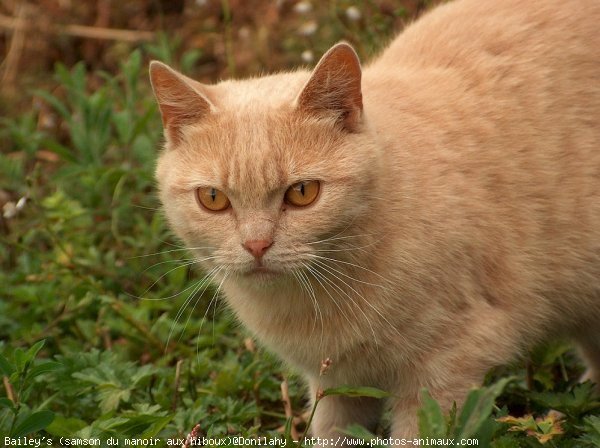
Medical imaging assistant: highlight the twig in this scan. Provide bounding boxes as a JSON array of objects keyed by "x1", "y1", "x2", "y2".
[
  {"x1": 182, "y1": 423, "x2": 202, "y2": 448},
  {"x1": 64, "y1": 24, "x2": 153, "y2": 42},
  {"x1": 0, "y1": 3, "x2": 28, "y2": 89},
  {"x1": 298, "y1": 358, "x2": 332, "y2": 447},
  {"x1": 0, "y1": 13, "x2": 154, "y2": 42},
  {"x1": 0, "y1": 213, "x2": 9, "y2": 236},
  {"x1": 3, "y1": 376, "x2": 15, "y2": 403},
  {"x1": 525, "y1": 357, "x2": 534, "y2": 390},
  {"x1": 171, "y1": 359, "x2": 183, "y2": 411}
]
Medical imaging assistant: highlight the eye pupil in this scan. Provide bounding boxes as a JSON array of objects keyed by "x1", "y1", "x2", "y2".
[
  {"x1": 284, "y1": 180, "x2": 320, "y2": 207},
  {"x1": 196, "y1": 187, "x2": 230, "y2": 211}
]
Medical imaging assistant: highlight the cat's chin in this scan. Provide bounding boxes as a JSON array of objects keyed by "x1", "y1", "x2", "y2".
[{"x1": 237, "y1": 266, "x2": 287, "y2": 285}]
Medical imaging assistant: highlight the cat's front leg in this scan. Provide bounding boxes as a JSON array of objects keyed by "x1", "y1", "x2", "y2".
[
  {"x1": 389, "y1": 346, "x2": 505, "y2": 439},
  {"x1": 389, "y1": 394, "x2": 420, "y2": 440},
  {"x1": 308, "y1": 378, "x2": 384, "y2": 447},
  {"x1": 389, "y1": 380, "x2": 476, "y2": 440}
]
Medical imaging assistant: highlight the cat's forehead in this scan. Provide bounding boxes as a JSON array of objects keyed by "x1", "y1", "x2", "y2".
[
  {"x1": 175, "y1": 71, "x2": 348, "y2": 204},
  {"x1": 212, "y1": 71, "x2": 309, "y2": 110},
  {"x1": 181, "y1": 109, "x2": 339, "y2": 206},
  {"x1": 219, "y1": 118, "x2": 290, "y2": 198},
  {"x1": 181, "y1": 114, "x2": 293, "y2": 202}
]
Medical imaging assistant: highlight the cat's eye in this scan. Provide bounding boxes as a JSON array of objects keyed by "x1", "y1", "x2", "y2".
[
  {"x1": 284, "y1": 180, "x2": 320, "y2": 207},
  {"x1": 196, "y1": 187, "x2": 230, "y2": 211}
]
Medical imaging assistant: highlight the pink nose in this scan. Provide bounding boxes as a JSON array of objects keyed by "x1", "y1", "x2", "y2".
[{"x1": 243, "y1": 239, "x2": 273, "y2": 259}]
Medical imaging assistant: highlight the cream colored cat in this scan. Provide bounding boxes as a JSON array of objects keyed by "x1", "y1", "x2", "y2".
[{"x1": 149, "y1": 0, "x2": 600, "y2": 440}]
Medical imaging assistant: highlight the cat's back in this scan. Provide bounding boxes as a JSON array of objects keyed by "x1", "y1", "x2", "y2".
[
  {"x1": 365, "y1": 0, "x2": 600, "y2": 125},
  {"x1": 363, "y1": 0, "x2": 600, "y2": 184},
  {"x1": 361, "y1": 0, "x2": 600, "y2": 308},
  {"x1": 372, "y1": 0, "x2": 600, "y2": 73}
]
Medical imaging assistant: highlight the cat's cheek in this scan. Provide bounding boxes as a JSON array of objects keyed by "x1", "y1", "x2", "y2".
[{"x1": 161, "y1": 198, "x2": 227, "y2": 259}]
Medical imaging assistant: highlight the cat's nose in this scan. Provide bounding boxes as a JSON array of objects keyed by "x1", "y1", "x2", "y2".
[{"x1": 243, "y1": 239, "x2": 273, "y2": 260}]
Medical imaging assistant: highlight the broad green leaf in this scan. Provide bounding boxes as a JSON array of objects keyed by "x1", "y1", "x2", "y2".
[
  {"x1": 0, "y1": 352, "x2": 15, "y2": 376},
  {"x1": 97, "y1": 387, "x2": 131, "y2": 413},
  {"x1": 455, "y1": 377, "x2": 513, "y2": 439},
  {"x1": 496, "y1": 414, "x2": 537, "y2": 432},
  {"x1": 113, "y1": 110, "x2": 133, "y2": 145},
  {"x1": 28, "y1": 361, "x2": 62, "y2": 380},
  {"x1": 283, "y1": 417, "x2": 294, "y2": 442},
  {"x1": 530, "y1": 340, "x2": 571, "y2": 366},
  {"x1": 122, "y1": 49, "x2": 142, "y2": 96},
  {"x1": 0, "y1": 397, "x2": 15, "y2": 412},
  {"x1": 130, "y1": 364, "x2": 156, "y2": 385},
  {"x1": 12, "y1": 410, "x2": 55, "y2": 437},
  {"x1": 579, "y1": 415, "x2": 600, "y2": 447},
  {"x1": 44, "y1": 416, "x2": 88, "y2": 437},
  {"x1": 43, "y1": 139, "x2": 76, "y2": 162},
  {"x1": 497, "y1": 412, "x2": 564, "y2": 445},
  {"x1": 323, "y1": 385, "x2": 389, "y2": 399},
  {"x1": 340, "y1": 424, "x2": 379, "y2": 445},
  {"x1": 530, "y1": 382, "x2": 600, "y2": 417},
  {"x1": 111, "y1": 414, "x2": 172, "y2": 438},
  {"x1": 32, "y1": 89, "x2": 70, "y2": 119},
  {"x1": 418, "y1": 389, "x2": 446, "y2": 438},
  {"x1": 14, "y1": 348, "x2": 27, "y2": 371}
]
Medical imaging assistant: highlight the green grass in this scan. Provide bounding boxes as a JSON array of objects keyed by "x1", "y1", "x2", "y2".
[
  {"x1": 0, "y1": 51, "x2": 303, "y2": 442},
  {"x1": 1, "y1": 4, "x2": 600, "y2": 447}
]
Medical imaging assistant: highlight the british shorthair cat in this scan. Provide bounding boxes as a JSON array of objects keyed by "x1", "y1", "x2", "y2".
[{"x1": 149, "y1": 0, "x2": 600, "y2": 439}]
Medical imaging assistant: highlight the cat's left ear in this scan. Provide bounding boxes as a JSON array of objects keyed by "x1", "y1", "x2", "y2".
[
  {"x1": 296, "y1": 42, "x2": 363, "y2": 132},
  {"x1": 149, "y1": 61, "x2": 215, "y2": 145}
]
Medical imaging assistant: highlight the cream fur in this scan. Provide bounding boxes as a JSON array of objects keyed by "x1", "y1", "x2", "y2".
[{"x1": 151, "y1": 0, "x2": 600, "y2": 440}]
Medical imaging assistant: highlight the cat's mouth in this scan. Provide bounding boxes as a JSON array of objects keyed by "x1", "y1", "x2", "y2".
[{"x1": 244, "y1": 266, "x2": 279, "y2": 278}]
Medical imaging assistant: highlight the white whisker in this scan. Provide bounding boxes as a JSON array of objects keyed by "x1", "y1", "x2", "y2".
[
  {"x1": 310, "y1": 257, "x2": 391, "y2": 291},
  {"x1": 193, "y1": 268, "x2": 229, "y2": 364},
  {"x1": 294, "y1": 268, "x2": 325, "y2": 347},
  {"x1": 165, "y1": 267, "x2": 219, "y2": 350},
  {"x1": 130, "y1": 278, "x2": 203, "y2": 302},
  {"x1": 309, "y1": 263, "x2": 379, "y2": 348},
  {"x1": 211, "y1": 272, "x2": 229, "y2": 342},
  {"x1": 131, "y1": 204, "x2": 161, "y2": 211},
  {"x1": 308, "y1": 253, "x2": 391, "y2": 284},
  {"x1": 140, "y1": 256, "x2": 219, "y2": 296},
  {"x1": 165, "y1": 271, "x2": 212, "y2": 353},
  {"x1": 311, "y1": 258, "x2": 405, "y2": 342},
  {"x1": 129, "y1": 245, "x2": 216, "y2": 259},
  {"x1": 299, "y1": 266, "x2": 327, "y2": 354},
  {"x1": 180, "y1": 266, "x2": 222, "y2": 343},
  {"x1": 305, "y1": 264, "x2": 365, "y2": 343},
  {"x1": 142, "y1": 257, "x2": 196, "y2": 272},
  {"x1": 307, "y1": 233, "x2": 375, "y2": 246}
]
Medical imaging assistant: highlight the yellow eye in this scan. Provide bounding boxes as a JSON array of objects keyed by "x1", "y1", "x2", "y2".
[
  {"x1": 196, "y1": 187, "x2": 230, "y2": 211},
  {"x1": 284, "y1": 180, "x2": 320, "y2": 207}
]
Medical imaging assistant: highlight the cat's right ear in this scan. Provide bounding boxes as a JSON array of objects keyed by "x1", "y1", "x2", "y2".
[
  {"x1": 149, "y1": 61, "x2": 214, "y2": 145},
  {"x1": 295, "y1": 42, "x2": 363, "y2": 132}
]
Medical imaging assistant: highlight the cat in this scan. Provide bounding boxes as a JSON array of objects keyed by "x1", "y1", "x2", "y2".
[{"x1": 149, "y1": 0, "x2": 600, "y2": 440}]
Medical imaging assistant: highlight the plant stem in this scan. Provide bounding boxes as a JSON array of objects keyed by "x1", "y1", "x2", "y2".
[{"x1": 298, "y1": 393, "x2": 320, "y2": 447}]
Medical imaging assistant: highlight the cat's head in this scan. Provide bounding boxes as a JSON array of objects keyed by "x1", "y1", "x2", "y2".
[{"x1": 150, "y1": 43, "x2": 382, "y2": 286}]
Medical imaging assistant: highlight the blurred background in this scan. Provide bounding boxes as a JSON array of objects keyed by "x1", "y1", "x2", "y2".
[
  {"x1": 0, "y1": 0, "x2": 429, "y2": 220},
  {"x1": 0, "y1": 0, "x2": 427, "y2": 105}
]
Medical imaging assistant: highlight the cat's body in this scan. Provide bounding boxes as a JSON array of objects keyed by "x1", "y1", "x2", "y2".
[{"x1": 150, "y1": 0, "x2": 600, "y2": 439}]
